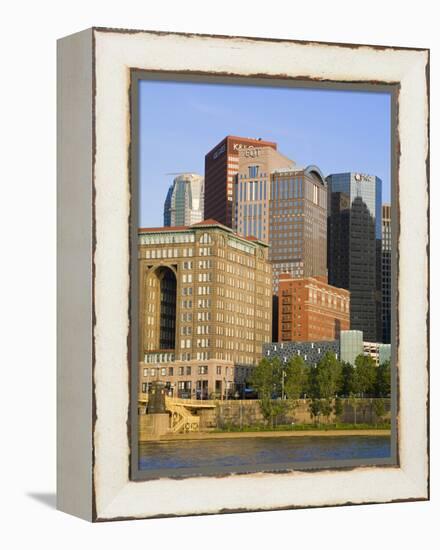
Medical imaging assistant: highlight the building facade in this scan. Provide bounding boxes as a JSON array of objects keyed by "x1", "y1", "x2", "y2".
[
  {"x1": 163, "y1": 185, "x2": 173, "y2": 226},
  {"x1": 278, "y1": 273, "x2": 350, "y2": 342},
  {"x1": 363, "y1": 342, "x2": 391, "y2": 366},
  {"x1": 382, "y1": 203, "x2": 391, "y2": 343},
  {"x1": 204, "y1": 136, "x2": 277, "y2": 228},
  {"x1": 269, "y1": 165, "x2": 328, "y2": 293},
  {"x1": 163, "y1": 173, "x2": 204, "y2": 227},
  {"x1": 263, "y1": 330, "x2": 383, "y2": 368},
  {"x1": 263, "y1": 340, "x2": 340, "y2": 368},
  {"x1": 138, "y1": 220, "x2": 272, "y2": 399},
  {"x1": 340, "y1": 330, "x2": 363, "y2": 366},
  {"x1": 234, "y1": 146, "x2": 295, "y2": 242},
  {"x1": 327, "y1": 172, "x2": 382, "y2": 342}
]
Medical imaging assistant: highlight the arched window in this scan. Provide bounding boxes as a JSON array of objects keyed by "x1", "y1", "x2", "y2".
[{"x1": 200, "y1": 232, "x2": 212, "y2": 244}]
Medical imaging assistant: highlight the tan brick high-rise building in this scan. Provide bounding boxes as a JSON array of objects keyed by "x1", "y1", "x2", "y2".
[
  {"x1": 234, "y1": 146, "x2": 296, "y2": 243},
  {"x1": 278, "y1": 273, "x2": 350, "y2": 342},
  {"x1": 138, "y1": 220, "x2": 272, "y2": 399}
]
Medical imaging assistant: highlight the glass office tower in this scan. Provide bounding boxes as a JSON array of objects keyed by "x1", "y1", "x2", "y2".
[
  {"x1": 327, "y1": 172, "x2": 382, "y2": 342},
  {"x1": 382, "y1": 204, "x2": 391, "y2": 343},
  {"x1": 163, "y1": 173, "x2": 204, "y2": 227}
]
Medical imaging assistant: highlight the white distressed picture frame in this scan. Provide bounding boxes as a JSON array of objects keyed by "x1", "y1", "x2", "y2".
[{"x1": 57, "y1": 27, "x2": 429, "y2": 522}]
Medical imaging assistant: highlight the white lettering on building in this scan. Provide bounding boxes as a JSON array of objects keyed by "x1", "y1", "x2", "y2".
[{"x1": 213, "y1": 144, "x2": 226, "y2": 160}]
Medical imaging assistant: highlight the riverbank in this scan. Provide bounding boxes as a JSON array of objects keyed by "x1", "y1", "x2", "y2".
[{"x1": 142, "y1": 428, "x2": 390, "y2": 442}]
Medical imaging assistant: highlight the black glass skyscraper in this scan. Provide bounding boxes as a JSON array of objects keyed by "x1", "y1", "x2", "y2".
[
  {"x1": 327, "y1": 173, "x2": 382, "y2": 342},
  {"x1": 382, "y1": 204, "x2": 391, "y2": 343}
]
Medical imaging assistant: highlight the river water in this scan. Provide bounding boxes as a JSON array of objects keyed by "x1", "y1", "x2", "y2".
[{"x1": 139, "y1": 435, "x2": 391, "y2": 472}]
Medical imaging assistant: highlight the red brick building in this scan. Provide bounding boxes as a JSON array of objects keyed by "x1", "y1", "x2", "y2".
[
  {"x1": 278, "y1": 274, "x2": 350, "y2": 342},
  {"x1": 204, "y1": 136, "x2": 277, "y2": 228}
]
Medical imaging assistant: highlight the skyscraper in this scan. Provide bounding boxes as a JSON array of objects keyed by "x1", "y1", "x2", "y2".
[
  {"x1": 163, "y1": 185, "x2": 173, "y2": 226},
  {"x1": 234, "y1": 146, "x2": 295, "y2": 242},
  {"x1": 382, "y1": 203, "x2": 391, "y2": 343},
  {"x1": 235, "y1": 153, "x2": 328, "y2": 341},
  {"x1": 327, "y1": 172, "x2": 382, "y2": 342},
  {"x1": 269, "y1": 165, "x2": 328, "y2": 293},
  {"x1": 163, "y1": 173, "x2": 204, "y2": 227},
  {"x1": 204, "y1": 136, "x2": 277, "y2": 228}
]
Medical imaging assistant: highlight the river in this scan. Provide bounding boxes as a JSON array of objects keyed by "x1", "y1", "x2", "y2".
[{"x1": 139, "y1": 434, "x2": 391, "y2": 473}]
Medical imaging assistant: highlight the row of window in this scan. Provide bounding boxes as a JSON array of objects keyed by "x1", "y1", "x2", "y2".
[
  {"x1": 140, "y1": 233, "x2": 195, "y2": 245},
  {"x1": 238, "y1": 180, "x2": 268, "y2": 203},
  {"x1": 145, "y1": 248, "x2": 193, "y2": 259},
  {"x1": 142, "y1": 365, "x2": 216, "y2": 377}
]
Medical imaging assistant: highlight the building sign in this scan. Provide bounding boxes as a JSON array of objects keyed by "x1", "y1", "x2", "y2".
[
  {"x1": 212, "y1": 143, "x2": 226, "y2": 160},
  {"x1": 232, "y1": 143, "x2": 259, "y2": 152},
  {"x1": 354, "y1": 173, "x2": 373, "y2": 182},
  {"x1": 236, "y1": 145, "x2": 261, "y2": 158}
]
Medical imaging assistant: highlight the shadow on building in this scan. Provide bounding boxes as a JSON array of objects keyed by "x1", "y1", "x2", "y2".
[{"x1": 328, "y1": 194, "x2": 382, "y2": 342}]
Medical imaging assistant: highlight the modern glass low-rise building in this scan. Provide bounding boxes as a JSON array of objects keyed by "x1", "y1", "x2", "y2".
[
  {"x1": 340, "y1": 330, "x2": 363, "y2": 366},
  {"x1": 379, "y1": 344, "x2": 391, "y2": 365}
]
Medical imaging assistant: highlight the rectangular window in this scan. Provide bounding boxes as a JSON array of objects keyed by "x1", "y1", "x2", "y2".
[{"x1": 248, "y1": 165, "x2": 260, "y2": 178}]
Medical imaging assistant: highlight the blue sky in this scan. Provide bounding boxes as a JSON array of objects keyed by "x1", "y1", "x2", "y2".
[{"x1": 139, "y1": 80, "x2": 391, "y2": 227}]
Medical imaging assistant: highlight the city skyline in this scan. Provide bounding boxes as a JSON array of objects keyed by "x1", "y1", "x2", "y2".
[{"x1": 139, "y1": 79, "x2": 391, "y2": 227}]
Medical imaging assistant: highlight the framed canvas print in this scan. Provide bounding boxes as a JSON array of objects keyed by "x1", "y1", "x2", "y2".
[{"x1": 57, "y1": 27, "x2": 429, "y2": 521}]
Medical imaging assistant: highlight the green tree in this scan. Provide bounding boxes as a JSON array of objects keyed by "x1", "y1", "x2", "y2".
[
  {"x1": 250, "y1": 358, "x2": 285, "y2": 426},
  {"x1": 334, "y1": 396, "x2": 344, "y2": 422},
  {"x1": 250, "y1": 358, "x2": 277, "y2": 400},
  {"x1": 376, "y1": 360, "x2": 391, "y2": 397},
  {"x1": 354, "y1": 354, "x2": 377, "y2": 396},
  {"x1": 373, "y1": 398, "x2": 386, "y2": 426},
  {"x1": 271, "y1": 399, "x2": 290, "y2": 427},
  {"x1": 358, "y1": 398, "x2": 370, "y2": 423},
  {"x1": 309, "y1": 399, "x2": 322, "y2": 425},
  {"x1": 341, "y1": 361, "x2": 356, "y2": 396},
  {"x1": 321, "y1": 398, "x2": 333, "y2": 424},
  {"x1": 310, "y1": 352, "x2": 342, "y2": 399},
  {"x1": 348, "y1": 393, "x2": 359, "y2": 424},
  {"x1": 284, "y1": 356, "x2": 307, "y2": 400}
]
